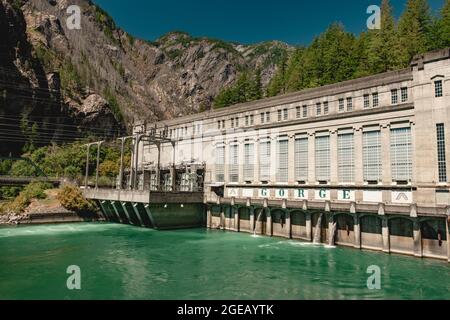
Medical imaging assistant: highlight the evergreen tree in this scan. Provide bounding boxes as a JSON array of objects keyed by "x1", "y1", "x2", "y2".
[
  {"x1": 308, "y1": 23, "x2": 357, "y2": 86},
  {"x1": 366, "y1": 0, "x2": 404, "y2": 73},
  {"x1": 247, "y1": 68, "x2": 263, "y2": 101},
  {"x1": 285, "y1": 48, "x2": 308, "y2": 92},
  {"x1": 439, "y1": 0, "x2": 450, "y2": 47},
  {"x1": 398, "y1": 0, "x2": 432, "y2": 64},
  {"x1": 213, "y1": 88, "x2": 234, "y2": 109},
  {"x1": 266, "y1": 50, "x2": 289, "y2": 96},
  {"x1": 354, "y1": 31, "x2": 372, "y2": 77}
]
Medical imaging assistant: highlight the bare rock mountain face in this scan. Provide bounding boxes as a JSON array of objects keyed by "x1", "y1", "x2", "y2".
[{"x1": 0, "y1": 0, "x2": 292, "y2": 154}]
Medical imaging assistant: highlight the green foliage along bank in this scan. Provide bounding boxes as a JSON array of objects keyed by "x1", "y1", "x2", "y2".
[
  {"x1": 57, "y1": 185, "x2": 97, "y2": 214},
  {"x1": 0, "y1": 182, "x2": 52, "y2": 214}
]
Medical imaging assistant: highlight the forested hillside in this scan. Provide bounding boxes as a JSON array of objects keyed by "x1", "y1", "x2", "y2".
[{"x1": 214, "y1": 0, "x2": 450, "y2": 107}]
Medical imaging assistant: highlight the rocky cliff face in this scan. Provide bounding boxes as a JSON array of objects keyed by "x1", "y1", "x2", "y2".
[{"x1": 0, "y1": 0, "x2": 292, "y2": 154}]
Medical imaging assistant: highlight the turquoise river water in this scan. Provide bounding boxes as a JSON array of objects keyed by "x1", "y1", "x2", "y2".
[{"x1": 0, "y1": 222, "x2": 449, "y2": 300}]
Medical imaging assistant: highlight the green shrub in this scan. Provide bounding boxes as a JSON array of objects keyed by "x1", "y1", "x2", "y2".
[
  {"x1": 57, "y1": 185, "x2": 97, "y2": 213},
  {"x1": 0, "y1": 186, "x2": 22, "y2": 200},
  {"x1": 1, "y1": 182, "x2": 51, "y2": 214},
  {"x1": 97, "y1": 176, "x2": 115, "y2": 188}
]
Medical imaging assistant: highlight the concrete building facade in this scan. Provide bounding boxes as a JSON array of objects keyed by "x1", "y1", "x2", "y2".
[{"x1": 88, "y1": 49, "x2": 450, "y2": 261}]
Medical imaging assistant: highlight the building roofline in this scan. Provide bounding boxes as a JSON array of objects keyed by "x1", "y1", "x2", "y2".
[{"x1": 144, "y1": 47, "x2": 450, "y2": 128}]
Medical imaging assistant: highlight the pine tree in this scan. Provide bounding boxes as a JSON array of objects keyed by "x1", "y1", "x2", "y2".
[
  {"x1": 308, "y1": 23, "x2": 357, "y2": 85},
  {"x1": 285, "y1": 48, "x2": 307, "y2": 92},
  {"x1": 214, "y1": 88, "x2": 234, "y2": 109},
  {"x1": 398, "y1": 0, "x2": 432, "y2": 64},
  {"x1": 366, "y1": 0, "x2": 404, "y2": 73},
  {"x1": 439, "y1": 0, "x2": 450, "y2": 47},
  {"x1": 247, "y1": 68, "x2": 263, "y2": 101}
]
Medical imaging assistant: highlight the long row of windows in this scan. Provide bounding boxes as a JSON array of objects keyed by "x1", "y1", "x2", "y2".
[
  {"x1": 173, "y1": 82, "x2": 446, "y2": 138},
  {"x1": 215, "y1": 128, "x2": 414, "y2": 184},
  {"x1": 216, "y1": 88, "x2": 408, "y2": 130}
]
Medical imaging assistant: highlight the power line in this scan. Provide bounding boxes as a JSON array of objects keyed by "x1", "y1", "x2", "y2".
[
  {"x1": 0, "y1": 128, "x2": 119, "y2": 140},
  {"x1": 0, "y1": 123, "x2": 119, "y2": 137},
  {"x1": 0, "y1": 115, "x2": 126, "y2": 134}
]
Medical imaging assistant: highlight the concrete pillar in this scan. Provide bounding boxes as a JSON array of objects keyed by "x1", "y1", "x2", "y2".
[
  {"x1": 288, "y1": 135, "x2": 295, "y2": 184},
  {"x1": 224, "y1": 143, "x2": 230, "y2": 184},
  {"x1": 382, "y1": 217, "x2": 390, "y2": 253},
  {"x1": 306, "y1": 211, "x2": 312, "y2": 241},
  {"x1": 308, "y1": 133, "x2": 315, "y2": 184},
  {"x1": 354, "y1": 127, "x2": 364, "y2": 185},
  {"x1": 132, "y1": 203, "x2": 145, "y2": 227},
  {"x1": 249, "y1": 207, "x2": 255, "y2": 232},
  {"x1": 111, "y1": 201, "x2": 124, "y2": 224},
  {"x1": 234, "y1": 206, "x2": 240, "y2": 232},
  {"x1": 286, "y1": 211, "x2": 291, "y2": 239},
  {"x1": 381, "y1": 125, "x2": 392, "y2": 184},
  {"x1": 413, "y1": 220, "x2": 423, "y2": 258},
  {"x1": 354, "y1": 214, "x2": 361, "y2": 249},
  {"x1": 255, "y1": 138, "x2": 260, "y2": 183},
  {"x1": 238, "y1": 141, "x2": 245, "y2": 185},
  {"x1": 270, "y1": 136, "x2": 277, "y2": 183},
  {"x1": 266, "y1": 209, "x2": 272, "y2": 237},
  {"x1": 330, "y1": 130, "x2": 338, "y2": 184},
  {"x1": 328, "y1": 216, "x2": 335, "y2": 245},
  {"x1": 206, "y1": 206, "x2": 212, "y2": 228},
  {"x1": 120, "y1": 202, "x2": 134, "y2": 225},
  {"x1": 220, "y1": 206, "x2": 225, "y2": 230}
]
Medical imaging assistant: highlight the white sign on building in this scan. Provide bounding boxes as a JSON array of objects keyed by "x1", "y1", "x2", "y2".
[
  {"x1": 315, "y1": 189, "x2": 330, "y2": 201},
  {"x1": 363, "y1": 190, "x2": 383, "y2": 203},
  {"x1": 242, "y1": 189, "x2": 254, "y2": 198},
  {"x1": 338, "y1": 189, "x2": 355, "y2": 202},
  {"x1": 258, "y1": 188, "x2": 270, "y2": 198},
  {"x1": 275, "y1": 189, "x2": 289, "y2": 199},
  {"x1": 227, "y1": 188, "x2": 239, "y2": 198},
  {"x1": 294, "y1": 189, "x2": 309, "y2": 200},
  {"x1": 391, "y1": 191, "x2": 413, "y2": 204}
]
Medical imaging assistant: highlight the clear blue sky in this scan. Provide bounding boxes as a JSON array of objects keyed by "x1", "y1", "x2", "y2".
[{"x1": 93, "y1": 0, "x2": 445, "y2": 45}]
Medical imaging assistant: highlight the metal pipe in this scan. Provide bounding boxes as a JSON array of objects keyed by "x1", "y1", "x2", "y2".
[
  {"x1": 84, "y1": 144, "x2": 91, "y2": 188},
  {"x1": 156, "y1": 142, "x2": 161, "y2": 191},
  {"x1": 129, "y1": 136, "x2": 135, "y2": 190},
  {"x1": 133, "y1": 134, "x2": 142, "y2": 190},
  {"x1": 118, "y1": 137, "x2": 125, "y2": 190},
  {"x1": 95, "y1": 141, "x2": 103, "y2": 189},
  {"x1": 172, "y1": 141, "x2": 176, "y2": 191}
]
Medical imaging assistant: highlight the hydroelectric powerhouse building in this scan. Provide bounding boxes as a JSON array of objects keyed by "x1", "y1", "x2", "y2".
[{"x1": 85, "y1": 48, "x2": 450, "y2": 262}]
